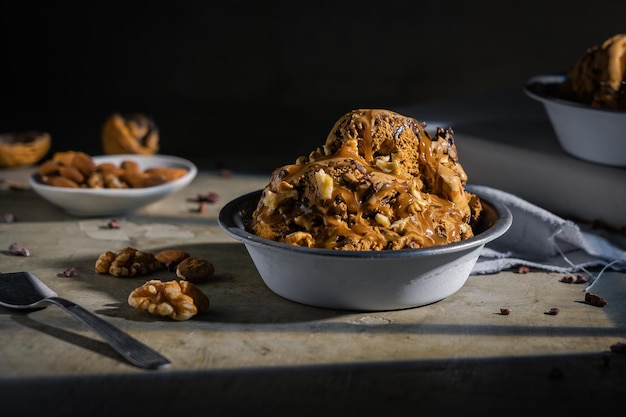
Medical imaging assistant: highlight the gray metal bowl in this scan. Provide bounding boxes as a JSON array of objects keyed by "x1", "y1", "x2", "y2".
[
  {"x1": 218, "y1": 184, "x2": 512, "y2": 311},
  {"x1": 524, "y1": 73, "x2": 626, "y2": 167}
]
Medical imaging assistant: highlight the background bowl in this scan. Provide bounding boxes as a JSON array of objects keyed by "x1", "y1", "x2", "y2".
[
  {"x1": 218, "y1": 185, "x2": 512, "y2": 311},
  {"x1": 30, "y1": 154, "x2": 197, "y2": 217},
  {"x1": 524, "y1": 73, "x2": 626, "y2": 167}
]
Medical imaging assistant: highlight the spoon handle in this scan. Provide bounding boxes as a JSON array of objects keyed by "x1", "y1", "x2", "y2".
[{"x1": 47, "y1": 297, "x2": 171, "y2": 370}]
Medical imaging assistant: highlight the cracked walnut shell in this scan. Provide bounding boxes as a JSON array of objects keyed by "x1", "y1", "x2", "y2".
[
  {"x1": 95, "y1": 247, "x2": 162, "y2": 277},
  {"x1": 128, "y1": 279, "x2": 209, "y2": 320},
  {"x1": 0, "y1": 131, "x2": 51, "y2": 167},
  {"x1": 102, "y1": 112, "x2": 159, "y2": 155}
]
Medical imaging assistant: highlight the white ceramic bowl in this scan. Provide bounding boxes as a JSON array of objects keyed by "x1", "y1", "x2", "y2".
[
  {"x1": 524, "y1": 73, "x2": 626, "y2": 167},
  {"x1": 30, "y1": 154, "x2": 197, "y2": 217},
  {"x1": 218, "y1": 185, "x2": 512, "y2": 311}
]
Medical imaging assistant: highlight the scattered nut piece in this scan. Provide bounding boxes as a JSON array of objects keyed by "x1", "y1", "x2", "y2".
[
  {"x1": 546, "y1": 307, "x2": 560, "y2": 315},
  {"x1": 561, "y1": 274, "x2": 589, "y2": 284},
  {"x1": 196, "y1": 192, "x2": 219, "y2": 203},
  {"x1": 155, "y1": 249, "x2": 190, "y2": 270},
  {"x1": 95, "y1": 247, "x2": 162, "y2": 277},
  {"x1": 8, "y1": 242, "x2": 30, "y2": 256},
  {"x1": 107, "y1": 218, "x2": 121, "y2": 229},
  {"x1": 585, "y1": 292, "x2": 607, "y2": 307},
  {"x1": 62, "y1": 266, "x2": 76, "y2": 277},
  {"x1": 574, "y1": 274, "x2": 588, "y2": 284},
  {"x1": 128, "y1": 279, "x2": 209, "y2": 321},
  {"x1": 500, "y1": 308, "x2": 512, "y2": 315},
  {"x1": 176, "y1": 257, "x2": 215, "y2": 283}
]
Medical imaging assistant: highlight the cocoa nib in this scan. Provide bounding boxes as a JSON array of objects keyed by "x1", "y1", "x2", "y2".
[
  {"x1": 546, "y1": 307, "x2": 560, "y2": 316},
  {"x1": 584, "y1": 292, "x2": 607, "y2": 307},
  {"x1": 8, "y1": 242, "x2": 30, "y2": 256},
  {"x1": 107, "y1": 218, "x2": 121, "y2": 229},
  {"x1": 196, "y1": 192, "x2": 219, "y2": 203},
  {"x1": 62, "y1": 266, "x2": 76, "y2": 277},
  {"x1": 560, "y1": 274, "x2": 588, "y2": 284}
]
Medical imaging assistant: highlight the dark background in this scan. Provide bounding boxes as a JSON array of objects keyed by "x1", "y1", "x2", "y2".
[{"x1": 1, "y1": 0, "x2": 624, "y2": 174}]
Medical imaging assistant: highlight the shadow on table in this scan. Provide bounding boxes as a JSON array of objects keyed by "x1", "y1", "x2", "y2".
[{"x1": 1, "y1": 352, "x2": 624, "y2": 417}]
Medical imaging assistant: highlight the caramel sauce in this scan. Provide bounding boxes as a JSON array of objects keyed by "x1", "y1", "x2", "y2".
[{"x1": 252, "y1": 109, "x2": 473, "y2": 251}]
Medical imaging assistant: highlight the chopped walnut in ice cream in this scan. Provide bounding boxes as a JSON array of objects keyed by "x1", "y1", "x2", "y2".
[{"x1": 250, "y1": 109, "x2": 482, "y2": 251}]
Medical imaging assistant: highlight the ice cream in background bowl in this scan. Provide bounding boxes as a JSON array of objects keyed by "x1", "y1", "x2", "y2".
[
  {"x1": 524, "y1": 33, "x2": 626, "y2": 167},
  {"x1": 557, "y1": 33, "x2": 626, "y2": 110},
  {"x1": 219, "y1": 109, "x2": 512, "y2": 311}
]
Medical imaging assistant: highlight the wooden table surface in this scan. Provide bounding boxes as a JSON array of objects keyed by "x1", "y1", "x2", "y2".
[{"x1": 1, "y1": 166, "x2": 625, "y2": 417}]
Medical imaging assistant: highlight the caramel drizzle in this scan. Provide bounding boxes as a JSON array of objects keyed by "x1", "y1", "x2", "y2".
[{"x1": 254, "y1": 112, "x2": 465, "y2": 250}]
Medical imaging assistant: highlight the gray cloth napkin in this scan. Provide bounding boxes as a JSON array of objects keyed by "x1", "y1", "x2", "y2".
[{"x1": 470, "y1": 184, "x2": 626, "y2": 275}]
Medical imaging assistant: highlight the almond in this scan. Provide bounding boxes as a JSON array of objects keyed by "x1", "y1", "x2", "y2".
[{"x1": 155, "y1": 249, "x2": 190, "y2": 270}]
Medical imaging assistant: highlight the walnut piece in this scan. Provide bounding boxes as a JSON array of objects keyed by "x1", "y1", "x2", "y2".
[
  {"x1": 8, "y1": 242, "x2": 30, "y2": 256},
  {"x1": 155, "y1": 249, "x2": 191, "y2": 270},
  {"x1": 128, "y1": 279, "x2": 209, "y2": 321},
  {"x1": 95, "y1": 247, "x2": 162, "y2": 277},
  {"x1": 176, "y1": 257, "x2": 215, "y2": 283}
]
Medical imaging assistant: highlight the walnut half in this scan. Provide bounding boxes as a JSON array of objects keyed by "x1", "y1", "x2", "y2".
[
  {"x1": 128, "y1": 279, "x2": 209, "y2": 321},
  {"x1": 95, "y1": 246, "x2": 162, "y2": 277}
]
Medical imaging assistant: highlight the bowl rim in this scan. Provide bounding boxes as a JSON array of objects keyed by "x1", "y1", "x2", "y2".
[
  {"x1": 29, "y1": 154, "x2": 198, "y2": 197},
  {"x1": 218, "y1": 184, "x2": 512, "y2": 259},
  {"x1": 524, "y1": 73, "x2": 626, "y2": 114}
]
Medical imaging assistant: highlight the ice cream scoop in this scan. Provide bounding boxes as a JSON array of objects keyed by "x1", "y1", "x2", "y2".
[
  {"x1": 559, "y1": 33, "x2": 626, "y2": 109},
  {"x1": 250, "y1": 109, "x2": 481, "y2": 251}
]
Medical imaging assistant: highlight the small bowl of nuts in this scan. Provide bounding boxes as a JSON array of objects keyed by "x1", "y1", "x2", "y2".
[{"x1": 29, "y1": 152, "x2": 197, "y2": 217}]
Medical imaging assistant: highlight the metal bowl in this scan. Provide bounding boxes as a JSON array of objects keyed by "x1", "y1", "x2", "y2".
[
  {"x1": 218, "y1": 184, "x2": 512, "y2": 311},
  {"x1": 524, "y1": 73, "x2": 626, "y2": 167}
]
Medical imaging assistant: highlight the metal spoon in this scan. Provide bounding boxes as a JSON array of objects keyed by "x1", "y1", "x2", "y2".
[{"x1": 0, "y1": 271, "x2": 171, "y2": 370}]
